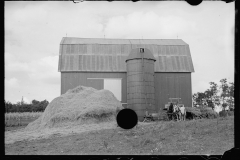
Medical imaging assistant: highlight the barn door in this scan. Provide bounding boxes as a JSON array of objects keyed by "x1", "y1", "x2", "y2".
[{"x1": 104, "y1": 79, "x2": 122, "y2": 101}]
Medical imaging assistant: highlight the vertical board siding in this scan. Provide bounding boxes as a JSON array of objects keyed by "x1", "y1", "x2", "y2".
[
  {"x1": 166, "y1": 56, "x2": 172, "y2": 71},
  {"x1": 66, "y1": 55, "x2": 70, "y2": 71},
  {"x1": 175, "y1": 56, "x2": 181, "y2": 71},
  {"x1": 92, "y1": 55, "x2": 96, "y2": 71},
  {"x1": 69, "y1": 55, "x2": 74, "y2": 70},
  {"x1": 87, "y1": 44, "x2": 92, "y2": 54},
  {"x1": 87, "y1": 79, "x2": 104, "y2": 90},
  {"x1": 171, "y1": 56, "x2": 177, "y2": 71},
  {"x1": 66, "y1": 45, "x2": 71, "y2": 54},
  {"x1": 87, "y1": 55, "x2": 91, "y2": 71},
  {"x1": 78, "y1": 55, "x2": 83, "y2": 71},
  {"x1": 154, "y1": 73, "x2": 192, "y2": 113},
  {"x1": 183, "y1": 56, "x2": 190, "y2": 71},
  {"x1": 73, "y1": 55, "x2": 78, "y2": 70},
  {"x1": 96, "y1": 55, "x2": 100, "y2": 71},
  {"x1": 61, "y1": 72, "x2": 192, "y2": 112},
  {"x1": 117, "y1": 55, "x2": 121, "y2": 71},
  {"x1": 112, "y1": 55, "x2": 117, "y2": 71},
  {"x1": 179, "y1": 56, "x2": 185, "y2": 71},
  {"x1": 83, "y1": 55, "x2": 87, "y2": 71},
  {"x1": 109, "y1": 55, "x2": 113, "y2": 71},
  {"x1": 158, "y1": 56, "x2": 163, "y2": 71},
  {"x1": 162, "y1": 46, "x2": 167, "y2": 55},
  {"x1": 100, "y1": 55, "x2": 104, "y2": 71}
]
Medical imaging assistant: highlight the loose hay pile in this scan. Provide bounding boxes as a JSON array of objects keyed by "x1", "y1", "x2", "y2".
[{"x1": 25, "y1": 86, "x2": 123, "y2": 131}]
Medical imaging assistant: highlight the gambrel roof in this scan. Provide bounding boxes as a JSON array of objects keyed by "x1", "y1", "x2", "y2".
[{"x1": 58, "y1": 37, "x2": 194, "y2": 72}]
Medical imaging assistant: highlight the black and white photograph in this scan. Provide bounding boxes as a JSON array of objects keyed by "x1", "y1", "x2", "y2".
[{"x1": 5, "y1": 1, "x2": 235, "y2": 155}]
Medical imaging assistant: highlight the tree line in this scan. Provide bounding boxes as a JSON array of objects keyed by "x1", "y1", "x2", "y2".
[
  {"x1": 4, "y1": 99, "x2": 49, "y2": 113},
  {"x1": 192, "y1": 78, "x2": 234, "y2": 109}
]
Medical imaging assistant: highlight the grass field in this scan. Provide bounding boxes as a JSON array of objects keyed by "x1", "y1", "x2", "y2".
[
  {"x1": 5, "y1": 115, "x2": 234, "y2": 155},
  {"x1": 5, "y1": 112, "x2": 42, "y2": 129}
]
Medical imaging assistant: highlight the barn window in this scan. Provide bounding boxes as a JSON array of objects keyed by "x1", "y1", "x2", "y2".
[{"x1": 140, "y1": 48, "x2": 144, "y2": 53}]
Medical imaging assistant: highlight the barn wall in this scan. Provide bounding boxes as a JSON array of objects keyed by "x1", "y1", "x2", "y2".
[
  {"x1": 61, "y1": 72, "x2": 127, "y2": 103},
  {"x1": 154, "y1": 72, "x2": 192, "y2": 112},
  {"x1": 61, "y1": 72, "x2": 192, "y2": 111}
]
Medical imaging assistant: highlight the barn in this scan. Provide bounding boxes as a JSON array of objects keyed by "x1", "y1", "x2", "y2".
[{"x1": 58, "y1": 37, "x2": 194, "y2": 121}]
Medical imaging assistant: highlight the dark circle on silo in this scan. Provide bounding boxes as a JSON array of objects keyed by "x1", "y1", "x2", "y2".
[{"x1": 117, "y1": 108, "x2": 138, "y2": 130}]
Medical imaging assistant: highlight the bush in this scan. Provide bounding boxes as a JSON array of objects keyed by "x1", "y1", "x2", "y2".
[
  {"x1": 5, "y1": 100, "x2": 49, "y2": 113},
  {"x1": 199, "y1": 107, "x2": 218, "y2": 119},
  {"x1": 186, "y1": 107, "x2": 219, "y2": 119},
  {"x1": 228, "y1": 111, "x2": 234, "y2": 116},
  {"x1": 219, "y1": 110, "x2": 228, "y2": 117}
]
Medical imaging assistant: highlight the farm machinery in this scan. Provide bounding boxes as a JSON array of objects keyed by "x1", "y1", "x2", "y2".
[{"x1": 143, "y1": 98, "x2": 183, "y2": 122}]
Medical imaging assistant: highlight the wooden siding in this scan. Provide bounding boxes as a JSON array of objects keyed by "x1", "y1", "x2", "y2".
[
  {"x1": 61, "y1": 72, "x2": 192, "y2": 113},
  {"x1": 154, "y1": 73, "x2": 192, "y2": 112}
]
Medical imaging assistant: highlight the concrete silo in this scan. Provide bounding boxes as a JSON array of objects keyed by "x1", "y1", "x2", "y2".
[{"x1": 126, "y1": 48, "x2": 156, "y2": 121}]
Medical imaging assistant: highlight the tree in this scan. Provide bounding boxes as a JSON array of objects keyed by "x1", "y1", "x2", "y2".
[
  {"x1": 229, "y1": 82, "x2": 234, "y2": 98},
  {"x1": 219, "y1": 78, "x2": 229, "y2": 110},
  {"x1": 31, "y1": 99, "x2": 40, "y2": 105},
  {"x1": 228, "y1": 82, "x2": 234, "y2": 109},
  {"x1": 194, "y1": 92, "x2": 206, "y2": 106},
  {"x1": 209, "y1": 82, "x2": 218, "y2": 96},
  {"x1": 192, "y1": 93, "x2": 198, "y2": 106},
  {"x1": 204, "y1": 89, "x2": 214, "y2": 108},
  {"x1": 5, "y1": 100, "x2": 13, "y2": 113},
  {"x1": 220, "y1": 78, "x2": 229, "y2": 98},
  {"x1": 208, "y1": 82, "x2": 219, "y2": 105}
]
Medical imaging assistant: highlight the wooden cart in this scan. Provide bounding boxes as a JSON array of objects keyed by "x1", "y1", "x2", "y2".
[{"x1": 164, "y1": 98, "x2": 183, "y2": 121}]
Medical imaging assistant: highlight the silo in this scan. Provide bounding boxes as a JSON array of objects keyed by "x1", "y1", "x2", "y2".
[{"x1": 126, "y1": 48, "x2": 156, "y2": 121}]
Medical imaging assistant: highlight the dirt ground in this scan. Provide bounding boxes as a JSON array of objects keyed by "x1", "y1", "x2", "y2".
[{"x1": 5, "y1": 116, "x2": 234, "y2": 155}]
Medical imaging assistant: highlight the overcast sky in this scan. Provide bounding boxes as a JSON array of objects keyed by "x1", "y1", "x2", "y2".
[{"x1": 5, "y1": 1, "x2": 234, "y2": 104}]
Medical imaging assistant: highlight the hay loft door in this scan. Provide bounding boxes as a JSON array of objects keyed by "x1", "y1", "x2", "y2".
[{"x1": 104, "y1": 79, "x2": 122, "y2": 101}]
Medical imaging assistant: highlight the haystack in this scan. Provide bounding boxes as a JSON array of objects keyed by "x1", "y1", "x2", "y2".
[{"x1": 25, "y1": 86, "x2": 123, "y2": 131}]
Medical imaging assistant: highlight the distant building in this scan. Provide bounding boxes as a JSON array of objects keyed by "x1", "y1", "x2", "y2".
[{"x1": 58, "y1": 37, "x2": 194, "y2": 120}]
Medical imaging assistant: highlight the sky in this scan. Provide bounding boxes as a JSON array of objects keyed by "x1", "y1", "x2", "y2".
[{"x1": 5, "y1": 1, "x2": 235, "y2": 104}]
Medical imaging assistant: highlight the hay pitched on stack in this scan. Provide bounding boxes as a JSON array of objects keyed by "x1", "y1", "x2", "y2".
[{"x1": 25, "y1": 86, "x2": 123, "y2": 131}]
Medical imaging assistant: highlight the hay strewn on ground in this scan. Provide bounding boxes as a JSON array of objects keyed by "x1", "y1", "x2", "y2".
[{"x1": 25, "y1": 86, "x2": 124, "y2": 131}]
